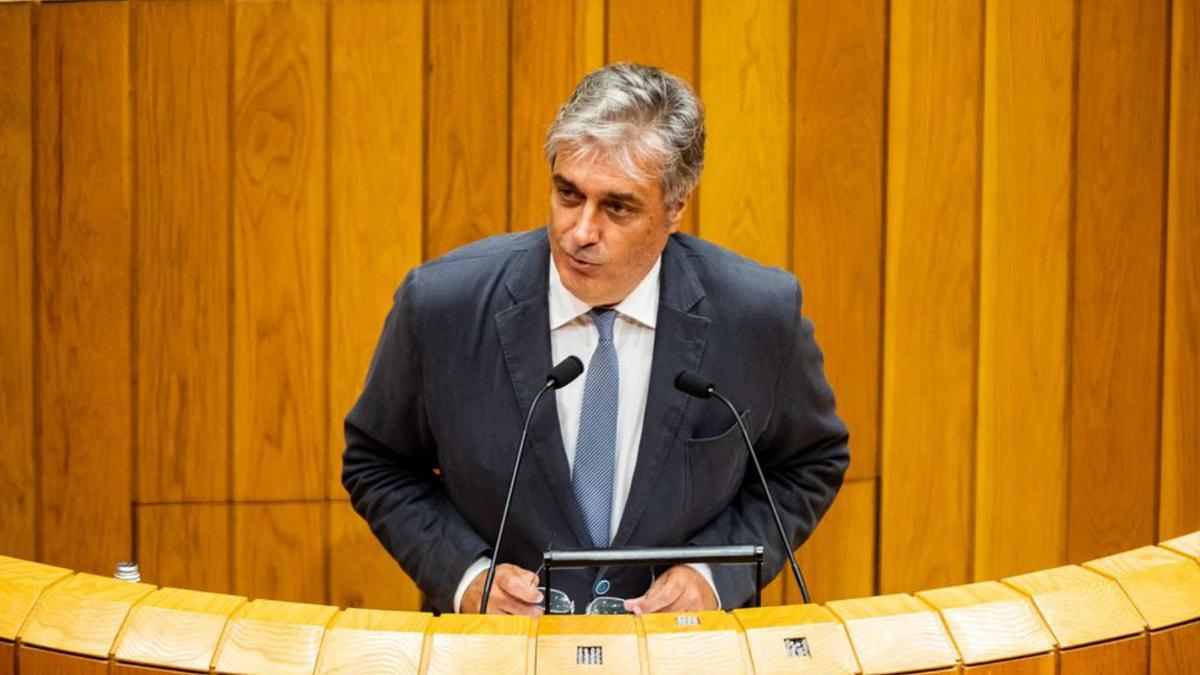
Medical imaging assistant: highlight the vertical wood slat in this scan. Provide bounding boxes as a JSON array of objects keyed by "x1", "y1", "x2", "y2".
[
  {"x1": 328, "y1": 500, "x2": 422, "y2": 610},
  {"x1": 1069, "y1": 0, "x2": 1169, "y2": 562},
  {"x1": 606, "y1": 0, "x2": 698, "y2": 235},
  {"x1": 1161, "y1": 0, "x2": 1200, "y2": 540},
  {"x1": 698, "y1": 0, "x2": 791, "y2": 271},
  {"x1": 136, "y1": 504, "x2": 231, "y2": 594},
  {"x1": 425, "y1": 0, "x2": 509, "y2": 259},
  {"x1": 881, "y1": 0, "x2": 982, "y2": 593},
  {"x1": 793, "y1": 477, "x2": 877, "y2": 603},
  {"x1": 232, "y1": 0, "x2": 328, "y2": 501},
  {"x1": 329, "y1": 0, "x2": 424, "y2": 496},
  {"x1": 0, "y1": 2, "x2": 35, "y2": 559},
  {"x1": 700, "y1": 0, "x2": 792, "y2": 605},
  {"x1": 792, "y1": 0, "x2": 886, "y2": 481},
  {"x1": 134, "y1": 0, "x2": 231, "y2": 504},
  {"x1": 509, "y1": 0, "x2": 603, "y2": 235},
  {"x1": 35, "y1": 0, "x2": 133, "y2": 574},
  {"x1": 975, "y1": 0, "x2": 1073, "y2": 580},
  {"x1": 234, "y1": 502, "x2": 326, "y2": 605}
]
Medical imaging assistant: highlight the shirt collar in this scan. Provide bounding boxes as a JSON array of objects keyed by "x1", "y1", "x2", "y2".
[{"x1": 548, "y1": 254, "x2": 661, "y2": 331}]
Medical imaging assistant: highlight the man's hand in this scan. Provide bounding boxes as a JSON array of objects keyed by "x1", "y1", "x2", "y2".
[
  {"x1": 459, "y1": 563, "x2": 544, "y2": 616},
  {"x1": 624, "y1": 564, "x2": 718, "y2": 614}
]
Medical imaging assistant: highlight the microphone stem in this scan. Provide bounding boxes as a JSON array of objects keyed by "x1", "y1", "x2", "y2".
[{"x1": 711, "y1": 390, "x2": 812, "y2": 604}]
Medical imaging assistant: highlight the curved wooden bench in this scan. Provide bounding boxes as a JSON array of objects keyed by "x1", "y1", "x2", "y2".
[{"x1": 1, "y1": 531, "x2": 1198, "y2": 674}]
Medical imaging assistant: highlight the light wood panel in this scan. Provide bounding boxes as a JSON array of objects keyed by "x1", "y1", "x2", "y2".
[
  {"x1": 134, "y1": 0, "x2": 231, "y2": 504},
  {"x1": 1083, "y1": 546, "x2": 1200, "y2": 630},
  {"x1": 0, "y1": 556, "x2": 72, "y2": 641},
  {"x1": 510, "y1": 0, "x2": 602, "y2": 234},
  {"x1": 328, "y1": 500, "x2": 421, "y2": 611},
  {"x1": 917, "y1": 581, "x2": 1055, "y2": 665},
  {"x1": 536, "y1": 615, "x2": 641, "y2": 673},
  {"x1": 826, "y1": 593, "x2": 961, "y2": 674},
  {"x1": 34, "y1": 0, "x2": 133, "y2": 574},
  {"x1": 699, "y1": 0, "x2": 791, "y2": 270},
  {"x1": 136, "y1": 504, "x2": 230, "y2": 595},
  {"x1": 211, "y1": 599, "x2": 338, "y2": 675},
  {"x1": 233, "y1": 503, "x2": 326, "y2": 605},
  {"x1": 0, "y1": 1, "x2": 34, "y2": 561},
  {"x1": 1002, "y1": 564, "x2": 1145, "y2": 649},
  {"x1": 881, "y1": 0, "x2": 982, "y2": 594},
  {"x1": 424, "y1": 614, "x2": 534, "y2": 675},
  {"x1": 975, "y1": 0, "x2": 1073, "y2": 582},
  {"x1": 792, "y1": 0, "x2": 885, "y2": 481},
  {"x1": 607, "y1": 0, "x2": 698, "y2": 235},
  {"x1": 232, "y1": 0, "x2": 327, "y2": 501},
  {"x1": 314, "y1": 608, "x2": 430, "y2": 675},
  {"x1": 19, "y1": 572, "x2": 155, "y2": 659},
  {"x1": 426, "y1": 0, "x2": 509, "y2": 259},
  {"x1": 733, "y1": 605, "x2": 861, "y2": 674},
  {"x1": 328, "y1": 0, "x2": 425, "y2": 497},
  {"x1": 792, "y1": 477, "x2": 875, "y2": 603},
  {"x1": 1068, "y1": 0, "x2": 1169, "y2": 562},
  {"x1": 1161, "y1": 0, "x2": 1200, "y2": 541},
  {"x1": 112, "y1": 587, "x2": 246, "y2": 672},
  {"x1": 640, "y1": 611, "x2": 753, "y2": 675}
]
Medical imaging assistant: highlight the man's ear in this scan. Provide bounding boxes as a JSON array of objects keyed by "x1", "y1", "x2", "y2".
[{"x1": 665, "y1": 194, "x2": 690, "y2": 233}]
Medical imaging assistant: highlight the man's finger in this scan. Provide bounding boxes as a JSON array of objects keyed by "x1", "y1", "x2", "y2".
[
  {"x1": 627, "y1": 574, "x2": 684, "y2": 614},
  {"x1": 497, "y1": 568, "x2": 543, "y2": 605},
  {"x1": 491, "y1": 589, "x2": 544, "y2": 617}
]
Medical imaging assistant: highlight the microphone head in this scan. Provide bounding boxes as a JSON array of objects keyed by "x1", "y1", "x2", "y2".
[
  {"x1": 674, "y1": 370, "x2": 715, "y2": 399},
  {"x1": 547, "y1": 356, "x2": 584, "y2": 389}
]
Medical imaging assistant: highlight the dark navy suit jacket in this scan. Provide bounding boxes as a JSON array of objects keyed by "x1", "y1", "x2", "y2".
[{"x1": 342, "y1": 228, "x2": 849, "y2": 613}]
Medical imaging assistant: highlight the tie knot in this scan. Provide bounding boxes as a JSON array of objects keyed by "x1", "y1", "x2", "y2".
[{"x1": 590, "y1": 308, "x2": 616, "y2": 342}]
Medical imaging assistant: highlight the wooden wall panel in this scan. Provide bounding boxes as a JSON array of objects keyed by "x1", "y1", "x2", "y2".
[
  {"x1": 232, "y1": 0, "x2": 327, "y2": 501},
  {"x1": 606, "y1": 0, "x2": 698, "y2": 235},
  {"x1": 234, "y1": 503, "x2": 326, "y2": 604},
  {"x1": 698, "y1": 0, "x2": 791, "y2": 270},
  {"x1": 34, "y1": 1, "x2": 132, "y2": 574},
  {"x1": 426, "y1": 0, "x2": 509, "y2": 258},
  {"x1": 0, "y1": 2, "x2": 34, "y2": 559},
  {"x1": 329, "y1": 0, "x2": 424, "y2": 497},
  {"x1": 134, "y1": 0, "x2": 231, "y2": 504},
  {"x1": 328, "y1": 500, "x2": 421, "y2": 610},
  {"x1": 881, "y1": 0, "x2": 981, "y2": 593},
  {"x1": 792, "y1": 478, "x2": 876, "y2": 603},
  {"x1": 1161, "y1": 0, "x2": 1200, "y2": 540},
  {"x1": 792, "y1": 0, "x2": 885, "y2": 481},
  {"x1": 510, "y1": 0, "x2": 602, "y2": 234},
  {"x1": 1069, "y1": 0, "x2": 1168, "y2": 562},
  {"x1": 136, "y1": 504, "x2": 230, "y2": 594},
  {"x1": 975, "y1": 0, "x2": 1073, "y2": 580}
]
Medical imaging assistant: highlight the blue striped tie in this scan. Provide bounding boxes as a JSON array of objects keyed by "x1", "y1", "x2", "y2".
[{"x1": 573, "y1": 309, "x2": 619, "y2": 548}]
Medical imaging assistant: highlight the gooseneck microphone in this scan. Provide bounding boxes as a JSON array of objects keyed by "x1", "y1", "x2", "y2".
[
  {"x1": 480, "y1": 356, "x2": 584, "y2": 614},
  {"x1": 674, "y1": 370, "x2": 813, "y2": 604}
]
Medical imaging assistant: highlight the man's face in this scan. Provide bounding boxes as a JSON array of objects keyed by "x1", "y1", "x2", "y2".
[{"x1": 547, "y1": 148, "x2": 683, "y2": 306}]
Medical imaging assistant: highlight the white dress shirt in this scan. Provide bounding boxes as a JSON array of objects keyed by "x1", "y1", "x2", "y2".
[{"x1": 455, "y1": 255, "x2": 718, "y2": 611}]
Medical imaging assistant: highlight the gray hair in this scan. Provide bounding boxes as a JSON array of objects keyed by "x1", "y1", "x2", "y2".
[{"x1": 544, "y1": 63, "x2": 705, "y2": 207}]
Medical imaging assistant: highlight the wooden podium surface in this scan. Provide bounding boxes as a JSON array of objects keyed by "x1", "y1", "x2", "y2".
[{"x1": 1, "y1": 532, "x2": 1199, "y2": 674}]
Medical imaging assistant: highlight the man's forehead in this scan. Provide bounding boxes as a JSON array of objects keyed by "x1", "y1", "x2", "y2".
[{"x1": 552, "y1": 149, "x2": 660, "y2": 199}]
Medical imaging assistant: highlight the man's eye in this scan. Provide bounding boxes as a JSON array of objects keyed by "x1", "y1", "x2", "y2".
[
  {"x1": 557, "y1": 188, "x2": 582, "y2": 203},
  {"x1": 607, "y1": 202, "x2": 630, "y2": 216}
]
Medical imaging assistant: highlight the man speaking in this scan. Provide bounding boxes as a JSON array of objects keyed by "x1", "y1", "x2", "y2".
[{"x1": 342, "y1": 63, "x2": 849, "y2": 615}]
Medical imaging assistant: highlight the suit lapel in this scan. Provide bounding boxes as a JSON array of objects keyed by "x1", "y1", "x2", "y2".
[{"x1": 495, "y1": 233, "x2": 591, "y2": 549}]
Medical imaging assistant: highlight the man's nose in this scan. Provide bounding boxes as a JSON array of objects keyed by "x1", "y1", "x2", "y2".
[{"x1": 572, "y1": 202, "x2": 603, "y2": 246}]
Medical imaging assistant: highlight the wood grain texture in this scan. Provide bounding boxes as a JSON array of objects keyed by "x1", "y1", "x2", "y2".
[
  {"x1": 426, "y1": 0, "x2": 509, "y2": 259},
  {"x1": 1068, "y1": 0, "x2": 1169, "y2": 562},
  {"x1": 134, "y1": 0, "x2": 231, "y2": 503},
  {"x1": 328, "y1": 500, "x2": 421, "y2": 611},
  {"x1": 0, "y1": 556, "x2": 72, "y2": 641},
  {"x1": 1150, "y1": 620, "x2": 1200, "y2": 675},
  {"x1": 975, "y1": 0, "x2": 1073, "y2": 582},
  {"x1": 698, "y1": 0, "x2": 791, "y2": 269},
  {"x1": 1059, "y1": 634, "x2": 1148, "y2": 675},
  {"x1": 536, "y1": 615, "x2": 641, "y2": 674},
  {"x1": 1082, "y1": 546, "x2": 1200, "y2": 630},
  {"x1": 826, "y1": 593, "x2": 961, "y2": 673},
  {"x1": 329, "y1": 0, "x2": 425, "y2": 498},
  {"x1": 0, "y1": 642, "x2": 11, "y2": 675},
  {"x1": 18, "y1": 573, "x2": 154, "y2": 659},
  {"x1": 0, "y1": 1, "x2": 34, "y2": 561},
  {"x1": 314, "y1": 608, "x2": 430, "y2": 675},
  {"x1": 212, "y1": 599, "x2": 337, "y2": 675},
  {"x1": 510, "y1": 0, "x2": 602, "y2": 234},
  {"x1": 1003, "y1": 564, "x2": 1145, "y2": 648},
  {"x1": 34, "y1": 0, "x2": 133, "y2": 574},
  {"x1": 881, "y1": 0, "x2": 982, "y2": 594},
  {"x1": 425, "y1": 614, "x2": 533, "y2": 675},
  {"x1": 733, "y1": 605, "x2": 860, "y2": 674},
  {"x1": 233, "y1": 503, "x2": 326, "y2": 605},
  {"x1": 606, "y1": 0, "x2": 698, "y2": 235},
  {"x1": 112, "y1": 587, "x2": 245, "y2": 672},
  {"x1": 135, "y1": 504, "x2": 231, "y2": 595},
  {"x1": 917, "y1": 581, "x2": 1055, "y2": 664},
  {"x1": 1161, "y1": 531, "x2": 1200, "y2": 560},
  {"x1": 793, "y1": 477, "x2": 875, "y2": 603},
  {"x1": 16, "y1": 646, "x2": 107, "y2": 675},
  {"x1": 965, "y1": 653, "x2": 1055, "y2": 675},
  {"x1": 640, "y1": 611, "x2": 753, "y2": 675},
  {"x1": 792, "y1": 0, "x2": 885, "y2": 481},
  {"x1": 232, "y1": 0, "x2": 327, "y2": 501},
  {"x1": 1161, "y1": 0, "x2": 1200, "y2": 541}
]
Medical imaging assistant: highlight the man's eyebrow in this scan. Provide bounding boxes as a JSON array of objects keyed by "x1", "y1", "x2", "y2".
[
  {"x1": 551, "y1": 174, "x2": 643, "y2": 206},
  {"x1": 551, "y1": 174, "x2": 576, "y2": 189}
]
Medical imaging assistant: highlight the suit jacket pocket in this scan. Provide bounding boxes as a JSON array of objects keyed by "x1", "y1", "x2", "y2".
[{"x1": 684, "y1": 409, "x2": 750, "y2": 521}]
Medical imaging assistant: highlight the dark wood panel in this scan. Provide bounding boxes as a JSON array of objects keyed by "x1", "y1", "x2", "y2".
[
  {"x1": 232, "y1": 0, "x2": 328, "y2": 501},
  {"x1": 35, "y1": 0, "x2": 133, "y2": 573},
  {"x1": 0, "y1": 1, "x2": 35, "y2": 560},
  {"x1": 880, "y1": 0, "x2": 982, "y2": 593},
  {"x1": 792, "y1": 0, "x2": 885, "y2": 481},
  {"x1": 136, "y1": 503, "x2": 230, "y2": 595},
  {"x1": 17, "y1": 646, "x2": 106, "y2": 675},
  {"x1": 1069, "y1": 0, "x2": 1169, "y2": 562},
  {"x1": 328, "y1": 500, "x2": 422, "y2": 611},
  {"x1": 1060, "y1": 634, "x2": 1149, "y2": 675},
  {"x1": 133, "y1": 0, "x2": 231, "y2": 504},
  {"x1": 1150, "y1": 620, "x2": 1200, "y2": 674},
  {"x1": 426, "y1": 0, "x2": 509, "y2": 258},
  {"x1": 0, "y1": 641, "x2": 12, "y2": 675},
  {"x1": 965, "y1": 653, "x2": 1055, "y2": 674},
  {"x1": 233, "y1": 502, "x2": 326, "y2": 605}
]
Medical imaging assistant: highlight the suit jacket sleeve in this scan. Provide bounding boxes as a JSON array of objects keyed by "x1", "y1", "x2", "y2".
[
  {"x1": 341, "y1": 268, "x2": 491, "y2": 612},
  {"x1": 687, "y1": 278, "x2": 850, "y2": 608}
]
